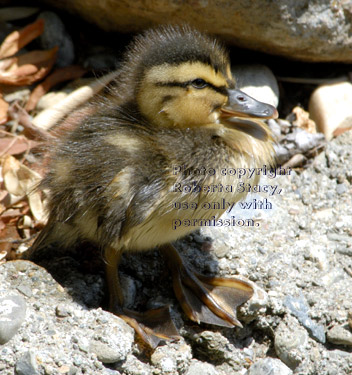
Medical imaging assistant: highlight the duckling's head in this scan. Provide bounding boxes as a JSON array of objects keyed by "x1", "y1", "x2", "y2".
[{"x1": 119, "y1": 25, "x2": 277, "y2": 131}]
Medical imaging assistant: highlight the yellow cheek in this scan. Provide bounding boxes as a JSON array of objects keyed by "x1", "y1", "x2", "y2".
[
  {"x1": 167, "y1": 96, "x2": 209, "y2": 126},
  {"x1": 165, "y1": 90, "x2": 226, "y2": 127}
]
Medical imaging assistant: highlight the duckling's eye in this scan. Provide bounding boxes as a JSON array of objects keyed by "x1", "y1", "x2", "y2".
[{"x1": 191, "y1": 79, "x2": 208, "y2": 89}]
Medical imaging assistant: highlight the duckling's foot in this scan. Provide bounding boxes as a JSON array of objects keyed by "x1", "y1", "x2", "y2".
[
  {"x1": 105, "y1": 247, "x2": 180, "y2": 349},
  {"x1": 160, "y1": 244, "x2": 253, "y2": 328},
  {"x1": 116, "y1": 306, "x2": 180, "y2": 349}
]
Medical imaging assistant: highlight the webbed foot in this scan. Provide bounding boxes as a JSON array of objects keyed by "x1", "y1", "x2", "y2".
[{"x1": 161, "y1": 244, "x2": 253, "y2": 327}]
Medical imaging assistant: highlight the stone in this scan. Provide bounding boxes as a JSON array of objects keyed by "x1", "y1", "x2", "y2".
[
  {"x1": 88, "y1": 312, "x2": 134, "y2": 364},
  {"x1": 274, "y1": 316, "x2": 308, "y2": 369},
  {"x1": 89, "y1": 340, "x2": 124, "y2": 364},
  {"x1": 284, "y1": 295, "x2": 326, "y2": 343},
  {"x1": 185, "y1": 360, "x2": 219, "y2": 375},
  {"x1": 286, "y1": 128, "x2": 325, "y2": 154},
  {"x1": 55, "y1": 304, "x2": 71, "y2": 317},
  {"x1": 35, "y1": 0, "x2": 352, "y2": 63},
  {"x1": 240, "y1": 280, "x2": 268, "y2": 323},
  {"x1": 15, "y1": 350, "x2": 38, "y2": 375},
  {"x1": 151, "y1": 349, "x2": 177, "y2": 373},
  {"x1": 246, "y1": 358, "x2": 292, "y2": 375},
  {"x1": 37, "y1": 11, "x2": 75, "y2": 67},
  {"x1": 118, "y1": 354, "x2": 152, "y2": 375},
  {"x1": 327, "y1": 324, "x2": 352, "y2": 347},
  {"x1": 232, "y1": 65, "x2": 279, "y2": 107},
  {"x1": 0, "y1": 7, "x2": 39, "y2": 22},
  {"x1": 309, "y1": 81, "x2": 352, "y2": 140},
  {"x1": 0, "y1": 294, "x2": 26, "y2": 344},
  {"x1": 191, "y1": 331, "x2": 231, "y2": 362},
  {"x1": 151, "y1": 343, "x2": 192, "y2": 374},
  {"x1": 267, "y1": 119, "x2": 281, "y2": 139},
  {"x1": 120, "y1": 273, "x2": 137, "y2": 309}
]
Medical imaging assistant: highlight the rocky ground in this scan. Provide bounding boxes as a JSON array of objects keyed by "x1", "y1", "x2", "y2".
[
  {"x1": 1, "y1": 6, "x2": 352, "y2": 375},
  {"x1": 1, "y1": 129, "x2": 352, "y2": 375}
]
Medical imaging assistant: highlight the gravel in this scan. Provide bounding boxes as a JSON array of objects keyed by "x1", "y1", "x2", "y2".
[{"x1": 1, "y1": 130, "x2": 352, "y2": 374}]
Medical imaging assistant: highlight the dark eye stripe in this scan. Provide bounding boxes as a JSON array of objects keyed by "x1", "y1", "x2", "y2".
[{"x1": 156, "y1": 81, "x2": 227, "y2": 96}]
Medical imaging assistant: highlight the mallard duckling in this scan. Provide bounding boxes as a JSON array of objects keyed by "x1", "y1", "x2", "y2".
[{"x1": 28, "y1": 25, "x2": 278, "y2": 348}]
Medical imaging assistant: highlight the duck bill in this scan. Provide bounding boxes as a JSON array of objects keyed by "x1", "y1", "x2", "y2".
[{"x1": 220, "y1": 89, "x2": 278, "y2": 120}]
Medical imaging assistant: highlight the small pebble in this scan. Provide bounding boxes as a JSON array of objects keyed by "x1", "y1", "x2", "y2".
[
  {"x1": 241, "y1": 281, "x2": 268, "y2": 323},
  {"x1": 90, "y1": 340, "x2": 125, "y2": 364},
  {"x1": 55, "y1": 304, "x2": 71, "y2": 317},
  {"x1": 15, "y1": 350, "x2": 38, "y2": 375},
  {"x1": 0, "y1": 295, "x2": 27, "y2": 344},
  {"x1": 246, "y1": 358, "x2": 292, "y2": 375},
  {"x1": 267, "y1": 119, "x2": 281, "y2": 139},
  {"x1": 185, "y1": 360, "x2": 219, "y2": 375},
  {"x1": 232, "y1": 64, "x2": 279, "y2": 107},
  {"x1": 284, "y1": 295, "x2": 326, "y2": 343},
  {"x1": 16, "y1": 284, "x2": 32, "y2": 298},
  {"x1": 120, "y1": 274, "x2": 137, "y2": 309},
  {"x1": 327, "y1": 325, "x2": 352, "y2": 347},
  {"x1": 151, "y1": 350, "x2": 176, "y2": 373},
  {"x1": 336, "y1": 183, "x2": 348, "y2": 195},
  {"x1": 37, "y1": 11, "x2": 75, "y2": 67},
  {"x1": 151, "y1": 343, "x2": 192, "y2": 374},
  {"x1": 192, "y1": 331, "x2": 230, "y2": 361},
  {"x1": 274, "y1": 317, "x2": 308, "y2": 369},
  {"x1": 309, "y1": 81, "x2": 352, "y2": 140}
]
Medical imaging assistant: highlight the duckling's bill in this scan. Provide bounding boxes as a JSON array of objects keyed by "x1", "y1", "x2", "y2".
[{"x1": 220, "y1": 89, "x2": 278, "y2": 120}]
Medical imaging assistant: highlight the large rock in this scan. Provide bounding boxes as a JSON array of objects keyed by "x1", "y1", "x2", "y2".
[
  {"x1": 309, "y1": 81, "x2": 352, "y2": 140},
  {"x1": 37, "y1": 0, "x2": 352, "y2": 62}
]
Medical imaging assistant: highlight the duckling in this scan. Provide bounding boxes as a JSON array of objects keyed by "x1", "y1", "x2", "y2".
[{"x1": 27, "y1": 25, "x2": 278, "y2": 348}]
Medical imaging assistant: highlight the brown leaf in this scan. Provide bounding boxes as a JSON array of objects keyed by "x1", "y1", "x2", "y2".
[
  {"x1": 0, "y1": 137, "x2": 39, "y2": 156},
  {"x1": 0, "y1": 18, "x2": 44, "y2": 59},
  {"x1": 0, "y1": 94, "x2": 9, "y2": 124},
  {"x1": 0, "y1": 47, "x2": 58, "y2": 86},
  {"x1": 28, "y1": 190, "x2": 46, "y2": 222},
  {"x1": 0, "y1": 223, "x2": 19, "y2": 256},
  {"x1": 26, "y1": 65, "x2": 87, "y2": 111},
  {"x1": 2, "y1": 155, "x2": 41, "y2": 197},
  {"x1": 1, "y1": 155, "x2": 46, "y2": 223},
  {"x1": 292, "y1": 106, "x2": 317, "y2": 133}
]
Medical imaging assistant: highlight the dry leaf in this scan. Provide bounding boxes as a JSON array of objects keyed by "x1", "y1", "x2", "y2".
[
  {"x1": 0, "y1": 222, "x2": 21, "y2": 258},
  {"x1": 2, "y1": 155, "x2": 41, "y2": 197},
  {"x1": 28, "y1": 190, "x2": 46, "y2": 222},
  {"x1": 0, "y1": 47, "x2": 58, "y2": 86},
  {"x1": 0, "y1": 18, "x2": 44, "y2": 59},
  {"x1": 26, "y1": 65, "x2": 87, "y2": 111},
  {"x1": 1, "y1": 156, "x2": 46, "y2": 223},
  {"x1": 0, "y1": 137, "x2": 39, "y2": 156},
  {"x1": 292, "y1": 106, "x2": 316, "y2": 133},
  {"x1": 0, "y1": 94, "x2": 9, "y2": 124}
]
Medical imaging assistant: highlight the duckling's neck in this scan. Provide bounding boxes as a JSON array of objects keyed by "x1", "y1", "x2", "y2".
[{"x1": 156, "y1": 125, "x2": 275, "y2": 176}]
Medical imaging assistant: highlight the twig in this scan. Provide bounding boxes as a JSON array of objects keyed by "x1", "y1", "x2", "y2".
[
  {"x1": 9, "y1": 102, "x2": 55, "y2": 141},
  {"x1": 32, "y1": 70, "x2": 119, "y2": 130}
]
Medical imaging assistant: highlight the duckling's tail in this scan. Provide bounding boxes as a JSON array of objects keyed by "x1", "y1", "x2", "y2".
[{"x1": 23, "y1": 220, "x2": 78, "y2": 262}]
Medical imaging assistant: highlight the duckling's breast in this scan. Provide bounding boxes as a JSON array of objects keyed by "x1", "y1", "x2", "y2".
[{"x1": 119, "y1": 127, "x2": 270, "y2": 251}]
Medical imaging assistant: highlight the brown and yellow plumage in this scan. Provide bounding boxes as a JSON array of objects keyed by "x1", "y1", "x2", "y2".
[{"x1": 28, "y1": 25, "x2": 277, "y2": 348}]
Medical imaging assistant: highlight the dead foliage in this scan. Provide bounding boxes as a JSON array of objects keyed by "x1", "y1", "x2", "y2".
[{"x1": 0, "y1": 17, "x2": 88, "y2": 262}]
